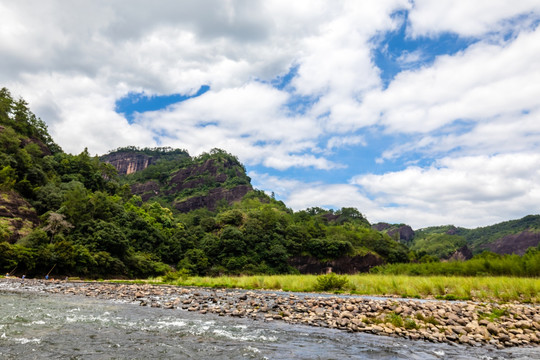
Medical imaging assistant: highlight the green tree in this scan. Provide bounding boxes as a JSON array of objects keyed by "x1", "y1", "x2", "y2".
[{"x1": 178, "y1": 248, "x2": 209, "y2": 275}]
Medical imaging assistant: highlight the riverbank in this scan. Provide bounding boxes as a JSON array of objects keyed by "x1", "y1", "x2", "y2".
[
  {"x1": 1, "y1": 278, "x2": 539, "y2": 349},
  {"x1": 159, "y1": 273, "x2": 540, "y2": 303}
]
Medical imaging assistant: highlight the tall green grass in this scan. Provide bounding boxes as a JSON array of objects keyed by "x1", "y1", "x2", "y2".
[
  {"x1": 156, "y1": 273, "x2": 540, "y2": 303},
  {"x1": 371, "y1": 250, "x2": 540, "y2": 277}
]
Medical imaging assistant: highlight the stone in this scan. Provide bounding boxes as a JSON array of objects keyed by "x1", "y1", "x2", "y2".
[
  {"x1": 451, "y1": 326, "x2": 467, "y2": 336},
  {"x1": 459, "y1": 335, "x2": 470, "y2": 344},
  {"x1": 314, "y1": 307, "x2": 325, "y2": 316},
  {"x1": 486, "y1": 322, "x2": 500, "y2": 335},
  {"x1": 371, "y1": 325, "x2": 383, "y2": 334},
  {"x1": 341, "y1": 311, "x2": 354, "y2": 319}
]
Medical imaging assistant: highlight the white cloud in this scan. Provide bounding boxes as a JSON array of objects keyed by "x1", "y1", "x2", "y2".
[
  {"x1": 396, "y1": 50, "x2": 426, "y2": 68},
  {"x1": 326, "y1": 135, "x2": 366, "y2": 151},
  {"x1": 133, "y1": 82, "x2": 345, "y2": 169},
  {"x1": 408, "y1": 0, "x2": 540, "y2": 37},
  {"x1": 1, "y1": 1, "x2": 540, "y2": 227},
  {"x1": 252, "y1": 152, "x2": 540, "y2": 229},
  {"x1": 352, "y1": 153, "x2": 540, "y2": 228},
  {"x1": 388, "y1": 27, "x2": 536, "y2": 131},
  {"x1": 250, "y1": 171, "x2": 377, "y2": 218}
]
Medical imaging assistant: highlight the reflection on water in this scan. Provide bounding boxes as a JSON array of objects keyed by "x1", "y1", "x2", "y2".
[{"x1": 0, "y1": 290, "x2": 537, "y2": 359}]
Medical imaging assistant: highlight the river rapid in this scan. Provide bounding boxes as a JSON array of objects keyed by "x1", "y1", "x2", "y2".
[{"x1": 1, "y1": 289, "x2": 538, "y2": 359}]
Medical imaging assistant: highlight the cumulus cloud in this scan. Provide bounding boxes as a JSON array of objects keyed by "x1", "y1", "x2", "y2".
[
  {"x1": 250, "y1": 171, "x2": 377, "y2": 218},
  {"x1": 352, "y1": 153, "x2": 540, "y2": 228},
  {"x1": 1, "y1": 1, "x2": 540, "y2": 227},
  {"x1": 358, "y1": 26, "x2": 540, "y2": 138},
  {"x1": 408, "y1": 0, "x2": 540, "y2": 37},
  {"x1": 252, "y1": 151, "x2": 540, "y2": 229}
]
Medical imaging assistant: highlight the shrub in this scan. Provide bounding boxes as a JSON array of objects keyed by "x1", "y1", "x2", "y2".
[
  {"x1": 162, "y1": 268, "x2": 190, "y2": 282},
  {"x1": 314, "y1": 272, "x2": 349, "y2": 291},
  {"x1": 385, "y1": 312, "x2": 404, "y2": 327},
  {"x1": 404, "y1": 318, "x2": 419, "y2": 330}
]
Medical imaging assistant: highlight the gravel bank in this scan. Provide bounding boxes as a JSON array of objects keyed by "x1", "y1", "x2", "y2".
[{"x1": 2, "y1": 278, "x2": 539, "y2": 348}]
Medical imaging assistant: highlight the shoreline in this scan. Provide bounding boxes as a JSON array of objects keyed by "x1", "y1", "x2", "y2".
[{"x1": 1, "y1": 278, "x2": 539, "y2": 348}]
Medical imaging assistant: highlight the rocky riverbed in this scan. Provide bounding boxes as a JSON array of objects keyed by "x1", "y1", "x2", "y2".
[{"x1": 2, "y1": 278, "x2": 539, "y2": 349}]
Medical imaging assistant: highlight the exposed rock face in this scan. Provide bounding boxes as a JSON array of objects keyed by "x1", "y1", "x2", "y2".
[
  {"x1": 448, "y1": 245, "x2": 473, "y2": 261},
  {"x1": 130, "y1": 180, "x2": 161, "y2": 202},
  {"x1": 0, "y1": 191, "x2": 40, "y2": 243},
  {"x1": 395, "y1": 225, "x2": 415, "y2": 243},
  {"x1": 174, "y1": 185, "x2": 252, "y2": 212},
  {"x1": 169, "y1": 158, "x2": 234, "y2": 190},
  {"x1": 483, "y1": 231, "x2": 540, "y2": 255},
  {"x1": 445, "y1": 226, "x2": 459, "y2": 235},
  {"x1": 289, "y1": 253, "x2": 383, "y2": 274},
  {"x1": 20, "y1": 137, "x2": 52, "y2": 156},
  {"x1": 372, "y1": 223, "x2": 415, "y2": 244},
  {"x1": 102, "y1": 152, "x2": 155, "y2": 175},
  {"x1": 103, "y1": 150, "x2": 252, "y2": 212}
]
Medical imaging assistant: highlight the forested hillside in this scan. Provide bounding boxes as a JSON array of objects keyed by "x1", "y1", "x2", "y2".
[
  {"x1": 0, "y1": 88, "x2": 408, "y2": 278},
  {"x1": 409, "y1": 216, "x2": 540, "y2": 260}
]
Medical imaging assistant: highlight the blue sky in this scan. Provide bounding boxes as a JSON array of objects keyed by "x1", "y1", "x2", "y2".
[{"x1": 2, "y1": 0, "x2": 540, "y2": 228}]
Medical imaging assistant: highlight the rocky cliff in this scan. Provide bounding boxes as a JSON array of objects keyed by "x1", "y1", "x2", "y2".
[
  {"x1": 0, "y1": 191, "x2": 40, "y2": 243},
  {"x1": 102, "y1": 148, "x2": 252, "y2": 212},
  {"x1": 372, "y1": 223, "x2": 415, "y2": 244},
  {"x1": 173, "y1": 185, "x2": 252, "y2": 212},
  {"x1": 102, "y1": 151, "x2": 155, "y2": 175},
  {"x1": 447, "y1": 245, "x2": 473, "y2": 261},
  {"x1": 482, "y1": 231, "x2": 540, "y2": 255}
]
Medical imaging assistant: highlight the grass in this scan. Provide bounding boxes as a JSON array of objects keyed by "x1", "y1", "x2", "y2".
[
  {"x1": 478, "y1": 308, "x2": 509, "y2": 321},
  {"x1": 148, "y1": 273, "x2": 540, "y2": 303},
  {"x1": 385, "y1": 312, "x2": 404, "y2": 327}
]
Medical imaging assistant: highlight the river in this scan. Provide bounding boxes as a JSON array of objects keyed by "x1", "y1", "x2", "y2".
[{"x1": 0, "y1": 289, "x2": 538, "y2": 359}]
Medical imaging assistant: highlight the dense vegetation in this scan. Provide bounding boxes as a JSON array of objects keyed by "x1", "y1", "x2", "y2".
[
  {"x1": 372, "y1": 249, "x2": 540, "y2": 277},
  {"x1": 411, "y1": 216, "x2": 540, "y2": 257},
  {"x1": 461, "y1": 215, "x2": 540, "y2": 249},
  {"x1": 0, "y1": 88, "x2": 409, "y2": 278}
]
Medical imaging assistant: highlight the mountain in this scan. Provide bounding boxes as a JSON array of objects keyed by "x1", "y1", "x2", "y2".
[
  {"x1": 372, "y1": 223, "x2": 415, "y2": 244},
  {"x1": 408, "y1": 215, "x2": 540, "y2": 258},
  {"x1": 101, "y1": 147, "x2": 252, "y2": 212}
]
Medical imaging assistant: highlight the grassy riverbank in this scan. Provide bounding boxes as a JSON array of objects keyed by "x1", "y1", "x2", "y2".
[{"x1": 153, "y1": 273, "x2": 540, "y2": 303}]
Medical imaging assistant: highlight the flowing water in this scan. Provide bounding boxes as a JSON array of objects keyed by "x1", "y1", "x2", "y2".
[{"x1": 0, "y1": 290, "x2": 538, "y2": 359}]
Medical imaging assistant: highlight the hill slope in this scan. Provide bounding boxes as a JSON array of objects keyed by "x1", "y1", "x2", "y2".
[
  {"x1": 410, "y1": 215, "x2": 540, "y2": 258},
  {"x1": 102, "y1": 147, "x2": 252, "y2": 212}
]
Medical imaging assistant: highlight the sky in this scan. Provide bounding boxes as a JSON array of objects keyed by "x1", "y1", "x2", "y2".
[{"x1": 1, "y1": 0, "x2": 540, "y2": 229}]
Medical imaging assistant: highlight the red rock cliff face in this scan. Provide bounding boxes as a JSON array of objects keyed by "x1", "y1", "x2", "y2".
[
  {"x1": 102, "y1": 152, "x2": 155, "y2": 175},
  {"x1": 372, "y1": 223, "x2": 415, "y2": 244},
  {"x1": 102, "y1": 151, "x2": 252, "y2": 212},
  {"x1": 483, "y1": 231, "x2": 540, "y2": 255},
  {"x1": 173, "y1": 185, "x2": 252, "y2": 212},
  {"x1": 0, "y1": 191, "x2": 40, "y2": 243},
  {"x1": 167, "y1": 158, "x2": 252, "y2": 212}
]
